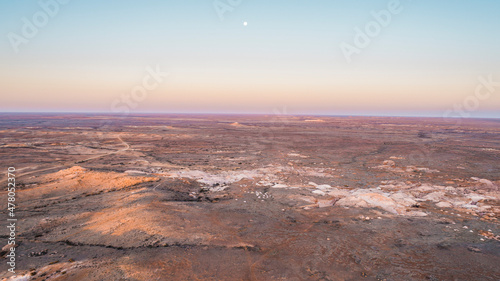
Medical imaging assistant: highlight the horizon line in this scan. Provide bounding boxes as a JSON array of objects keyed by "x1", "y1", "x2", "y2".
[{"x1": 0, "y1": 111, "x2": 499, "y2": 120}]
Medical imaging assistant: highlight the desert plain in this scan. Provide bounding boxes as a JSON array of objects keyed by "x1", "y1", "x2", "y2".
[{"x1": 0, "y1": 113, "x2": 499, "y2": 280}]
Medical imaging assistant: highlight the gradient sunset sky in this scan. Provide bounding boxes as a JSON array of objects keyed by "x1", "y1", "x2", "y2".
[{"x1": 1, "y1": 0, "x2": 499, "y2": 117}]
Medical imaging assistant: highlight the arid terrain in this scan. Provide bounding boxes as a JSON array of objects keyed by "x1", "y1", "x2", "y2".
[{"x1": 0, "y1": 113, "x2": 499, "y2": 281}]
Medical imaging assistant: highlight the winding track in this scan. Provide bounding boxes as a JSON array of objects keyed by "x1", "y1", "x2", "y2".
[{"x1": 1, "y1": 134, "x2": 130, "y2": 184}]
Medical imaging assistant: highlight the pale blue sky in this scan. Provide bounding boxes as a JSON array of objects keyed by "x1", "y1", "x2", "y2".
[{"x1": 1, "y1": 0, "x2": 499, "y2": 117}]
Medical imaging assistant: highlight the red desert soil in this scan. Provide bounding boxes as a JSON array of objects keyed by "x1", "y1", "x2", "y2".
[{"x1": 0, "y1": 113, "x2": 499, "y2": 280}]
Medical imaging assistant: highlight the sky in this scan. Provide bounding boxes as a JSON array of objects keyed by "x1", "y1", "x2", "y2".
[{"x1": 1, "y1": 0, "x2": 499, "y2": 117}]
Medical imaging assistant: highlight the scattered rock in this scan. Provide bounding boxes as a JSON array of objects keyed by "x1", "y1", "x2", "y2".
[
  {"x1": 479, "y1": 230, "x2": 500, "y2": 241},
  {"x1": 423, "y1": 192, "x2": 446, "y2": 202},
  {"x1": 312, "y1": 190, "x2": 326, "y2": 196},
  {"x1": 28, "y1": 249, "x2": 48, "y2": 257},
  {"x1": 406, "y1": 211, "x2": 428, "y2": 217},
  {"x1": 357, "y1": 193, "x2": 399, "y2": 214},
  {"x1": 317, "y1": 199, "x2": 337, "y2": 208},
  {"x1": 383, "y1": 160, "x2": 396, "y2": 167},
  {"x1": 436, "y1": 202, "x2": 453, "y2": 208},
  {"x1": 467, "y1": 246, "x2": 481, "y2": 253}
]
